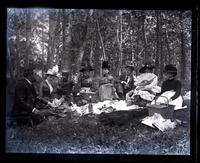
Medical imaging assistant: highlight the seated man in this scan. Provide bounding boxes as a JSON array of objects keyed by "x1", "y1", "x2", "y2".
[
  {"x1": 126, "y1": 62, "x2": 161, "y2": 106},
  {"x1": 57, "y1": 70, "x2": 74, "y2": 104},
  {"x1": 116, "y1": 62, "x2": 135, "y2": 100},
  {"x1": 74, "y1": 65, "x2": 97, "y2": 106},
  {"x1": 151, "y1": 64, "x2": 183, "y2": 110},
  {"x1": 99, "y1": 61, "x2": 119, "y2": 101},
  {"x1": 12, "y1": 67, "x2": 54, "y2": 126}
]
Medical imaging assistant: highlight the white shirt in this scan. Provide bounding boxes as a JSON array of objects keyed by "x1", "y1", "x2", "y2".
[{"x1": 45, "y1": 79, "x2": 53, "y2": 94}]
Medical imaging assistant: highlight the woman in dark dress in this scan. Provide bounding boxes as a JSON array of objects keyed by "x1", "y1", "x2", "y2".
[{"x1": 151, "y1": 64, "x2": 183, "y2": 110}]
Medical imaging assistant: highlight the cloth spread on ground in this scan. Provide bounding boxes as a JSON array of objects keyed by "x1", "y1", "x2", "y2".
[
  {"x1": 64, "y1": 100, "x2": 141, "y2": 116},
  {"x1": 141, "y1": 113, "x2": 181, "y2": 132}
]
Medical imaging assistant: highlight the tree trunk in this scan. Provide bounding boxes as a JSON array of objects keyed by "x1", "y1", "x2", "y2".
[
  {"x1": 25, "y1": 9, "x2": 31, "y2": 68},
  {"x1": 75, "y1": 15, "x2": 89, "y2": 73},
  {"x1": 47, "y1": 10, "x2": 54, "y2": 70},
  {"x1": 179, "y1": 12, "x2": 186, "y2": 88},
  {"x1": 155, "y1": 11, "x2": 160, "y2": 77},
  {"x1": 135, "y1": 17, "x2": 140, "y2": 75},
  {"x1": 141, "y1": 14, "x2": 147, "y2": 61},
  {"x1": 97, "y1": 19, "x2": 106, "y2": 61},
  {"x1": 61, "y1": 10, "x2": 72, "y2": 73},
  {"x1": 159, "y1": 36, "x2": 164, "y2": 81},
  {"x1": 116, "y1": 10, "x2": 123, "y2": 76},
  {"x1": 163, "y1": 26, "x2": 171, "y2": 64},
  {"x1": 14, "y1": 14, "x2": 21, "y2": 79},
  {"x1": 47, "y1": 10, "x2": 61, "y2": 70}
]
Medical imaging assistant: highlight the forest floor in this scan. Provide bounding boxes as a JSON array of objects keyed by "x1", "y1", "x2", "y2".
[{"x1": 6, "y1": 101, "x2": 190, "y2": 155}]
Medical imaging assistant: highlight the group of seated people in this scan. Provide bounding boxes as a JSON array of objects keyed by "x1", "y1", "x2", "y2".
[{"x1": 11, "y1": 60, "x2": 183, "y2": 126}]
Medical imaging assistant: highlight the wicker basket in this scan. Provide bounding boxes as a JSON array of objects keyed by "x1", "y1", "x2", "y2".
[{"x1": 148, "y1": 96, "x2": 174, "y2": 119}]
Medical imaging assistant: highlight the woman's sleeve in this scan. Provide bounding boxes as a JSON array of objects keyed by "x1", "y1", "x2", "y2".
[
  {"x1": 143, "y1": 75, "x2": 158, "y2": 90},
  {"x1": 171, "y1": 81, "x2": 181, "y2": 100}
]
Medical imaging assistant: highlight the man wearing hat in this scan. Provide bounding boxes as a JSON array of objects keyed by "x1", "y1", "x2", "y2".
[
  {"x1": 12, "y1": 67, "x2": 53, "y2": 126},
  {"x1": 126, "y1": 61, "x2": 161, "y2": 106},
  {"x1": 151, "y1": 64, "x2": 183, "y2": 110},
  {"x1": 116, "y1": 62, "x2": 136, "y2": 100},
  {"x1": 99, "y1": 61, "x2": 119, "y2": 101},
  {"x1": 79, "y1": 65, "x2": 95, "y2": 88},
  {"x1": 73, "y1": 65, "x2": 96, "y2": 106}
]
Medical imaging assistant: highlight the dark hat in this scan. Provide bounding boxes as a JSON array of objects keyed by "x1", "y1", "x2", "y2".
[
  {"x1": 139, "y1": 62, "x2": 155, "y2": 73},
  {"x1": 163, "y1": 64, "x2": 177, "y2": 76},
  {"x1": 125, "y1": 61, "x2": 135, "y2": 71},
  {"x1": 102, "y1": 61, "x2": 110, "y2": 69},
  {"x1": 24, "y1": 67, "x2": 34, "y2": 77},
  {"x1": 80, "y1": 65, "x2": 94, "y2": 72}
]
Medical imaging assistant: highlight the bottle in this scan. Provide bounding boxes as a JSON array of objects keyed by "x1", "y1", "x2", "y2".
[{"x1": 88, "y1": 96, "x2": 93, "y2": 113}]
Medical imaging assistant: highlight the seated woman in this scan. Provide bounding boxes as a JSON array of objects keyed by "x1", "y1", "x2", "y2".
[
  {"x1": 39, "y1": 69, "x2": 64, "y2": 107},
  {"x1": 151, "y1": 64, "x2": 183, "y2": 110},
  {"x1": 99, "y1": 61, "x2": 119, "y2": 101},
  {"x1": 126, "y1": 62, "x2": 161, "y2": 106}
]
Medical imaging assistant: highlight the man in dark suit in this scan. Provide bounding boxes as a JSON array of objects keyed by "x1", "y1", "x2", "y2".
[
  {"x1": 116, "y1": 63, "x2": 135, "y2": 100},
  {"x1": 12, "y1": 67, "x2": 53, "y2": 126}
]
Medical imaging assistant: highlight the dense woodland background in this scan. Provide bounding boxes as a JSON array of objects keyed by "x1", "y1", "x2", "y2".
[{"x1": 6, "y1": 9, "x2": 192, "y2": 92}]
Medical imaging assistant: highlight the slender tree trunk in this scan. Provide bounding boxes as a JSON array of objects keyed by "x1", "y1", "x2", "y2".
[
  {"x1": 41, "y1": 25, "x2": 45, "y2": 77},
  {"x1": 179, "y1": 12, "x2": 186, "y2": 88},
  {"x1": 47, "y1": 10, "x2": 54, "y2": 70},
  {"x1": 155, "y1": 11, "x2": 160, "y2": 77},
  {"x1": 164, "y1": 30, "x2": 171, "y2": 64},
  {"x1": 135, "y1": 17, "x2": 140, "y2": 75},
  {"x1": 25, "y1": 9, "x2": 31, "y2": 68},
  {"x1": 159, "y1": 36, "x2": 164, "y2": 81},
  {"x1": 141, "y1": 14, "x2": 147, "y2": 61},
  {"x1": 116, "y1": 10, "x2": 123, "y2": 76},
  {"x1": 15, "y1": 14, "x2": 21, "y2": 79},
  {"x1": 97, "y1": 18, "x2": 106, "y2": 61}
]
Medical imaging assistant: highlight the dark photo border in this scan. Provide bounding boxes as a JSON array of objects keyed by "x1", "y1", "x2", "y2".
[{"x1": 0, "y1": 0, "x2": 198, "y2": 162}]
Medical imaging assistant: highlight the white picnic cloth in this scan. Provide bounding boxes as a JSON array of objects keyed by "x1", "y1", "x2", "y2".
[
  {"x1": 141, "y1": 113, "x2": 180, "y2": 132},
  {"x1": 68, "y1": 100, "x2": 140, "y2": 116}
]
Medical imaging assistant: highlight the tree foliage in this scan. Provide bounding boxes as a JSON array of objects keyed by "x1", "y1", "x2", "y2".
[{"x1": 7, "y1": 9, "x2": 192, "y2": 91}]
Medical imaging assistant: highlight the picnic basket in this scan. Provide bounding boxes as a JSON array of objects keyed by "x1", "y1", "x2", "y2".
[{"x1": 147, "y1": 96, "x2": 174, "y2": 119}]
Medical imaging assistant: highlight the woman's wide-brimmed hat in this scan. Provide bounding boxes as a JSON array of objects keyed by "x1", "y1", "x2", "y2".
[
  {"x1": 139, "y1": 62, "x2": 155, "y2": 73},
  {"x1": 163, "y1": 64, "x2": 177, "y2": 76},
  {"x1": 46, "y1": 65, "x2": 60, "y2": 77}
]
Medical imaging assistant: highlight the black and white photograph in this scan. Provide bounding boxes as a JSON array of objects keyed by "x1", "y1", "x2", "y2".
[{"x1": 4, "y1": 7, "x2": 196, "y2": 158}]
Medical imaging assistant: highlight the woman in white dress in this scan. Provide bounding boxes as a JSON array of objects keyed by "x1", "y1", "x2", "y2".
[{"x1": 126, "y1": 62, "x2": 161, "y2": 106}]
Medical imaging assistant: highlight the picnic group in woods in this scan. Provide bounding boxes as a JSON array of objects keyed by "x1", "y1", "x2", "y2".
[{"x1": 10, "y1": 59, "x2": 184, "y2": 126}]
